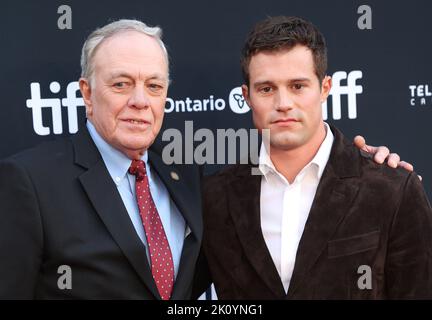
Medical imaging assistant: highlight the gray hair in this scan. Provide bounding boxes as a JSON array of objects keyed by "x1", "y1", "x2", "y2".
[{"x1": 80, "y1": 19, "x2": 169, "y2": 84}]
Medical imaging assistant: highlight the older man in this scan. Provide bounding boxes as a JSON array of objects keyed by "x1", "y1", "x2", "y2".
[{"x1": 0, "y1": 19, "x2": 202, "y2": 299}]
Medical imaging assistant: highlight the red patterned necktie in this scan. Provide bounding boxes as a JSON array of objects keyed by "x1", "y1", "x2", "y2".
[{"x1": 128, "y1": 159, "x2": 174, "y2": 300}]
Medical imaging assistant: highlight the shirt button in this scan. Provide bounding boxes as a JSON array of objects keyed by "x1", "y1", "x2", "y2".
[{"x1": 115, "y1": 177, "x2": 121, "y2": 185}]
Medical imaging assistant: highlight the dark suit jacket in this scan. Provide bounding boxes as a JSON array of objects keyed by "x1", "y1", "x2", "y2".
[
  {"x1": 200, "y1": 125, "x2": 432, "y2": 299},
  {"x1": 0, "y1": 126, "x2": 203, "y2": 299}
]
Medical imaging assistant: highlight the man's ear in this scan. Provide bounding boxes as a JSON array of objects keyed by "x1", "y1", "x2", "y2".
[
  {"x1": 79, "y1": 78, "x2": 93, "y2": 117},
  {"x1": 241, "y1": 84, "x2": 251, "y2": 107},
  {"x1": 320, "y1": 75, "x2": 332, "y2": 103}
]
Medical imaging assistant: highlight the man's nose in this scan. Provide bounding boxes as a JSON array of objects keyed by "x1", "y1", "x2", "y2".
[
  {"x1": 275, "y1": 89, "x2": 294, "y2": 111},
  {"x1": 128, "y1": 85, "x2": 151, "y2": 109}
]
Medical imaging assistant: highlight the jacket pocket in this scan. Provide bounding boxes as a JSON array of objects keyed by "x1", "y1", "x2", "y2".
[{"x1": 328, "y1": 230, "x2": 380, "y2": 258}]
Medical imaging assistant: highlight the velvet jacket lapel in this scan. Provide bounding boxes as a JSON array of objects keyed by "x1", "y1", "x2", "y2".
[
  {"x1": 227, "y1": 165, "x2": 286, "y2": 298},
  {"x1": 287, "y1": 126, "x2": 362, "y2": 297}
]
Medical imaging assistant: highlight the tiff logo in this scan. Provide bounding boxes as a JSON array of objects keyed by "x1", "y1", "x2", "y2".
[
  {"x1": 26, "y1": 81, "x2": 85, "y2": 135},
  {"x1": 322, "y1": 70, "x2": 363, "y2": 120}
]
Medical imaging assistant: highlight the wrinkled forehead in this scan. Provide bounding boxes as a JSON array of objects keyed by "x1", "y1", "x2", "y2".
[
  {"x1": 92, "y1": 31, "x2": 169, "y2": 75},
  {"x1": 95, "y1": 31, "x2": 166, "y2": 61}
]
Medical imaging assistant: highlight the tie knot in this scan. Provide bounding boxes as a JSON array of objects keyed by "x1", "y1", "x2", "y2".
[{"x1": 128, "y1": 160, "x2": 146, "y2": 181}]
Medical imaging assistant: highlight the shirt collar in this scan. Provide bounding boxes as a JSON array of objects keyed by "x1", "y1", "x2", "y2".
[
  {"x1": 258, "y1": 122, "x2": 334, "y2": 182},
  {"x1": 312, "y1": 122, "x2": 334, "y2": 179},
  {"x1": 86, "y1": 120, "x2": 148, "y2": 184}
]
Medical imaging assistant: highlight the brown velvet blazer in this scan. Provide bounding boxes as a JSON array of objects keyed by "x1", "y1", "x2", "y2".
[{"x1": 200, "y1": 125, "x2": 432, "y2": 299}]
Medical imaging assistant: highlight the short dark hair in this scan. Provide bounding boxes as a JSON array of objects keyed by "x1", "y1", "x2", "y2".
[{"x1": 241, "y1": 16, "x2": 328, "y2": 86}]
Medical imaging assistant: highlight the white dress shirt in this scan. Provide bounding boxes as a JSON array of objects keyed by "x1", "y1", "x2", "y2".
[{"x1": 259, "y1": 122, "x2": 334, "y2": 293}]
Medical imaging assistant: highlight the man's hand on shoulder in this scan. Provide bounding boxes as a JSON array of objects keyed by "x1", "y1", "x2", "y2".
[{"x1": 353, "y1": 135, "x2": 421, "y2": 181}]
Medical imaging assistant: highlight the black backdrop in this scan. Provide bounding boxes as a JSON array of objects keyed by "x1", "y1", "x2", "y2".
[{"x1": 1, "y1": 0, "x2": 431, "y2": 197}]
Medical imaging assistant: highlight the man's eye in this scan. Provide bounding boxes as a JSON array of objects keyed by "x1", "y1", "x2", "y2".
[
  {"x1": 260, "y1": 87, "x2": 272, "y2": 93},
  {"x1": 113, "y1": 82, "x2": 127, "y2": 88},
  {"x1": 292, "y1": 84, "x2": 304, "y2": 90},
  {"x1": 149, "y1": 84, "x2": 164, "y2": 91}
]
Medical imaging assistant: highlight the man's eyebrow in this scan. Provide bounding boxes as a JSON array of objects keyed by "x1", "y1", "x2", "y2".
[
  {"x1": 108, "y1": 72, "x2": 167, "y2": 82},
  {"x1": 253, "y1": 78, "x2": 312, "y2": 87},
  {"x1": 288, "y1": 78, "x2": 311, "y2": 83},
  {"x1": 108, "y1": 71, "x2": 133, "y2": 79},
  {"x1": 147, "y1": 74, "x2": 167, "y2": 81},
  {"x1": 253, "y1": 80, "x2": 273, "y2": 88}
]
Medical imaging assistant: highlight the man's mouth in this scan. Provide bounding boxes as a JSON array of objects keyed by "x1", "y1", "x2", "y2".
[
  {"x1": 272, "y1": 118, "x2": 299, "y2": 124},
  {"x1": 123, "y1": 119, "x2": 150, "y2": 125}
]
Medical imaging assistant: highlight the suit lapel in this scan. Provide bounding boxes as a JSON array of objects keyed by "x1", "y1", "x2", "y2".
[
  {"x1": 227, "y1": 165, "x2": 286, "y2": 298},
  {"x1": 287, "y1": 126, "x2": 361, "y2": 297},
  {"x1": 72, "y1": 128, "x2": 160, "y2": 299},
  {"x1": 148, "y1": 151, "x2": 202, "y2": 241}
]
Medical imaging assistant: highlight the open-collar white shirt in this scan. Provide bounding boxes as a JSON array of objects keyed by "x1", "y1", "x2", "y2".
[{"x1": 258, "y1": 122, "x2": 334, "y2": 292}]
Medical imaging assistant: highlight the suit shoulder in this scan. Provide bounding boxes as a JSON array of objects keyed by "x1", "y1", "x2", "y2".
[
  {"x1": 357, "y1": 148, "x2": 413, "y2": 183},
  {"x1": 1, "y1": 136, "x2": 74, "y2": 171},
  {"x1": 203, "y1": 164, "x2": 255, "y2": 202},
  {"x1": 204, "y1": 164, "x2": 248, "y2": 185},
  {"x1": 352, "y1": 147, "x2": 424, "y2": 201}
]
